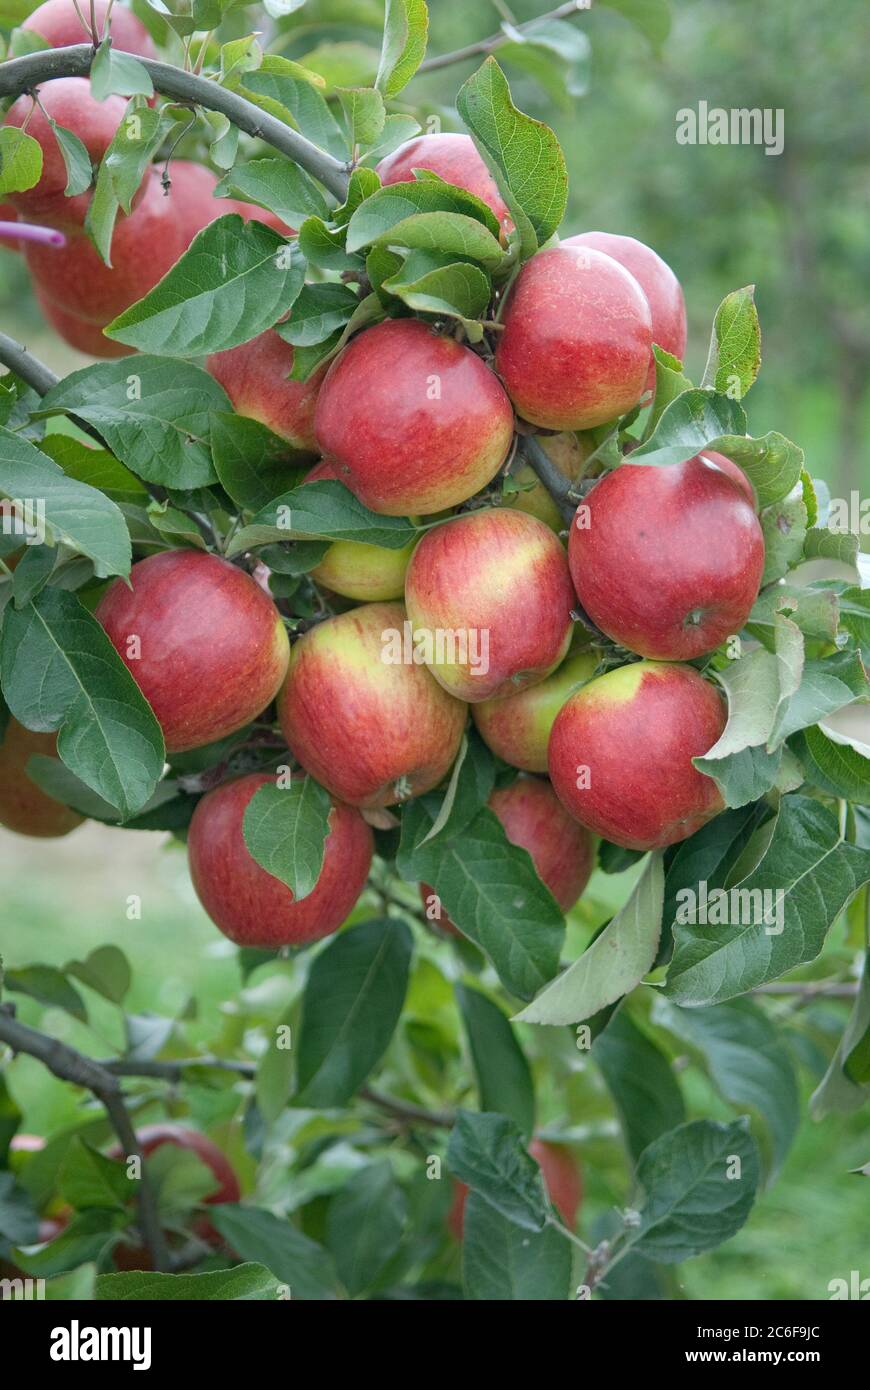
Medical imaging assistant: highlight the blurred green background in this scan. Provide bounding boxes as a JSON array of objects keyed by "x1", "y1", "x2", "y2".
[{"x1": 1, "y1": 0, "x2": 868, "y2": 1300}]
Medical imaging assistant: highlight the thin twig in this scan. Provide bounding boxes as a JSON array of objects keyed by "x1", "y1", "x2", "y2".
[
  {"x1": 360, "y1": 1086, "x2": 454, "y2": 1129},
  {"x1": 99, "y1": 1055, "x2": 256, "y2": 1080},
  {"x1": 0, "y1": 46, "x2": 351, "y2": 200},
  {"x1": 0, "y1": 1005, "x2": 170, "y2": 1271},
  {"x1": 751, "y1": 982, "x2": 858, "y2": 1000},
  {"x1": 418, "y1": 0, "x2": 590, "y2": 73}
]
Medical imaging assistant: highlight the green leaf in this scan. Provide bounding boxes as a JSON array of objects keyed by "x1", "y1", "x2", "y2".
[
  {"x1": 810, "y1": 953, "x2": 870, "y2": 1118},
  {"x1": 3, "y1": 964, "x2": 87, "y2": 1022},
  {"x1": 277, "y1": 281, "x2": 361, "y2": 347},
  {"x1": 346, "y1": 181, "x2": 501, "y2": 253},
  {"x1": 295, "y1": 918, "x2": 413, "y2": 1107},
  {"x1": 0, "y1": 127, "x2": 42, "y2": 197},
  {"x1": 627, "y1": 1119, "x2": 759, "y2": 1263},
  {"x1": 325, "y1": 1161, "x2": 407, "y2": 1296},
  {"x1": 463, "y1": 1193, "x2": 571, "y2": 1301},
  {"x1": 90, "y1": 38, "x2": 153, "y2": 100},
  {"x1": 415, "y1": 728, "x2": 494, "y2": 848},
  {"x1": 446, "y1": 1111, "x2": 548, "y2": 1231},
  {"x1": 837, "y1": 585, "x2": 870, "y2": 664},
  {"x1": 358, "y1": 113, "x2": 421, "y2": 165},
  {"x1": 646, "y1": 345, "x2": 692, "y2": 436},
  {"x1": 0, "y1": 1171, "x2": 39, "y2": 1246},
  {"x1": 0, "y1": 588, "x2": 164, "y2": 818},
  {"x1": 497, "y1": 19, "x2": 590, "y2": 112},
  {"x1": 792, "y1": 723, "x2": 870, "y2": 802},
  {"x1": 456, "y1": 983, "x2": 535, "y2": 1135},
  {"x1": 214, "y1": 157, "x2": 329, "y2": 228},
  {"x1": 397, "y1": 798, "x2": 564, "y2": 1001},
  {"x1": 803, "y1": 525, "x2": 860, "y2": 570},
  {"x1": 95, "y1": 1263, "x2": 281, "y2": 1301},
  {"x1": 666, "y1": 795, "x2": 870, "y2": 1006},
  {"x1": 146, "y1": 499, "x2": 207, "y2": 550},
  {"x1": 59, "y1": 1139, "x2": 133, "y2": 1211},
  {"x1": 105, "y1": 217, "x2": 305, "y2": 356},
  {"x1": 593, "y1": 1009, "x2": 685, "y2": 1164},
  {"x1": 256, "y1": 1006, "x2": 295, "y2": 1124},
  {"x1": 382, "y1": 249, "x2": 491, "y2": 321},
  {"x1": 599, "y1": 0, "x2": 672, "y2": 51},
  {"x1": 209, "y1": 1208, "x2": 338, "y2": 1300},
  {"x1": 211, "y1": 412, "x2": 307, "y2": 510},
  {"x1": 238, "y1": 65, "x2": 346, "y2": 161},
  {"x1": 227, "y1": 479, "x2": 419, "y2": 556},
  {"x1": 242, "y1": 777, "x2": 332, "y2": 901},
  {"x1": 10, "y1": 543, "x2": 55, "y2": 607},
  {"x1": 513, "y1": 853, "x2": 663, "y2": 1025},
  {"x1": 456, "y1": 57, "x2": 567, "y2": 251},
  {"x1": 629, "y1": 389, "x2": 803, "y2": 507},
  {"x1": 656, "y1": 998, "x2": 799, "y2": 1174},
  {"x1": 374, "y1": 0, "x2": 429, "y2": 98},
  {"x1": 701, "y1": 286, "x2": 761, "y2": 398},
  {"x1": 337, "y1": 86, "x2": 386, "y2": 148},
  {"x1": 65, "y1": 945, "x2": 131, "y2": 1004},
  {"x1": 747, "y1": 583, "x2": 840, "y2": 649},
  {"x1": 760, "y1": 493, "x2": 808, "y2": 584},
  {"x1": 0, "y1": 427, "x2": 131, "y2": 578},
  {"x1": 13, "y1": 1209, "x2": 119, "y2": 1277},
  {"x1": 51, "y1": 120, "x2": 92, "y2": 197},
  {"x1": 105, "y1": 105, "x2": 174, "y2": 214},
  {"x1": 297, "y1": 215, "x2": 364, "y2": 273},
  {"x1": 41, "y1": 357, "x2": 229, "y2": 489}
]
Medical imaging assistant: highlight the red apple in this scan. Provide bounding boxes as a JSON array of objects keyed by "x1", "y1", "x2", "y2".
[
  {"x1": 206, "y1": 329, "x2": 324, "y2": 458},
  {"x1": 313, "y1": 318, "x2": 514, "y2": 516},
  {"x1": 564, "y1": 231, "x2": 686, "y2": 389},
  {"x1": 108, "y1": 1122, "x2": 240, "y2": 1270},
  {"x1": 0, "y1": 718, "x2": 84, "y2": 838},
  {"x1": 187, "y1": 772, "x2": 372, "y2": 947},
  {"x1": 448, "y1": 1138, "x2": 583, "y2": 1238},
  {"x1": 495, "y1": 245, "x2": 653, "y2": 430},
  {"x1": 700, "y1": 449, "x2": 757, "y2": 507},
  {"x1": 96, "y1": 550, "x2": 290, "y2": 754},
  {"x1": 22, "y1": 0, "x2": 156, "y2": 55},
  {"x1": 33, "y1": 290, "x2": 133, "y2": 357},
  {"x1": 421, "y1": 774, "x2": 594, "y2": 935},
  {"x1": 472, "y1": 648, "x2": 598, "y2": 772},
  {"x1": 548, "y1": 661, "x2": 726, "y2": 851},
  {"x1": 376, "y1": 132, "x2": 512, "y2": 231},
  {"x1": 569, "y1": 453, "x2": 765, "y2": 660},
  {"x1": 404, "y1": 508, "x2": 575, "y2": 702},
  {"x1": 164, "y1": 160, "x2": 293, "y2": 242},
  {"x1": 277, "y1": 601, "x2": 468, "y2": 808},
  {"x1": 4, "y1": 80, "x2": 128, "y2": 218}
]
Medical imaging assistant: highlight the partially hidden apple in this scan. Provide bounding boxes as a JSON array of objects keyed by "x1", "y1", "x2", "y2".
[
  {"x1": 472, "y1": 647, "x2": 599, "y2": 772},
  {"x1": 277, "y1": 601, "x2": 468, "y2": 808},
  {"x1": 564, "y1": 231, "x2": 686, "y2": 389},
  {"x1": 206, "y1": 328, "x2": 324, "y2": 458},
  {"x1": 313, "y1": 318, "x2": 514, "y2": 516},
  {"x1": 310, "y1": 535, "x2": 418, "y2": 602},
  {"x1": 376, "y1": 132, "x2": 512, "y2": 231},
  {"x1": 0, "y1": 718, "x2": 83, "y2": 838},
  {"x1": 421, "y1": 773, "x2": 595, "y2": 935},
  {"x1": 569, "y1": 452, "x2": 765, "y2": 660},
  {"x1": 548, "y1": 661, "x2": 726, "y2": 851},
  {"x1": 96, "y1": 550, "x2": 290, "y2": 754},
  {"x1": 448, "y1": 1138, "x2": 582, "y2": 1239},
  {"x1": 108, "y1": 1122, "x2": 241, "y2": 1270},
  {"x1": 495, "y1": 245, "x2": 653, "y2": 430},
  {"x1": 404, "y1": 508, "x2": 575, "y2": 702},
  {"x1": 505, "y1": 431, "x2": 592, "y2": 534},
  {"x1": 188, "y1": 772, "x2": 373, "y2": 947},
  {"x1": 22, "y1": 0, "x2": 156, "y2": 55}
]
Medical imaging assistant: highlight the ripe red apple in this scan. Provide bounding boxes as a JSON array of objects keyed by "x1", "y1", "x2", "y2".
[
  {"x1": 472, "y1": 648, "x2": 598, "y2": 772},
  {"x1": 108, "y1": 1122, "x2": 240, "y2": 1270},
  {"x1": 0, "y1": 718, "x2": 84, "y2": 838},
  {"x1": 376, "y1": 132, "x2": 511, "y2": 231},
  {"x1": 277, "y1": 601, "x2": 468, "y2": 808},
  {"x1": 495, "y1": 245, "x2": 653, "y2": 430},
  {"x1": 96, "y1": 550, "x2": 290, "y2": 754},
  {"x1": 313, "y1": 318, "x2": 514, "y2": 516},
  {"x1": 569, "y1": 453, "x2": 765, "y2": 660},
  {"x1": 448, "y1": 1138, "x2": 583, "y2": 1239},
  {"x1": 206, "y1": 329, "x2": 324, "y2": 458},
  {"x1": 310, "y1": 535, "x2": 417, "y2": 601},
  {"x1": 421, "y1": 774, "x2": 594, "y2": 935},
  {"x1": 700, "y1": 449, "x2": 757, "y2": 507},
  {"x1": 188, "y1": 772, "x2": 372, "y2": 947},
  {"x1": 549, "y1": 661, "x2": 726, "y2": 851},
  {"x1": 22, "y1": 0, "x2": 156, "y2": 55},
  {"x1": 4, "y1": 80, "x2": 128, "y2": 218},
  {"x1": 564, "y1": 231, "x2": 686, "y2": 388},
  {"x1": 404, "y1": 508, "x2": 575, "y2": 702}
]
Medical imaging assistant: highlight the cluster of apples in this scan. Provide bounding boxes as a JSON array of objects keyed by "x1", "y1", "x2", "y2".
[
  {"x1": 0, "y1": 0, "x2": 286, "y2": 355},
  {"x1": 1, "y1": 83, "x2": 766, "y2": 957}
]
